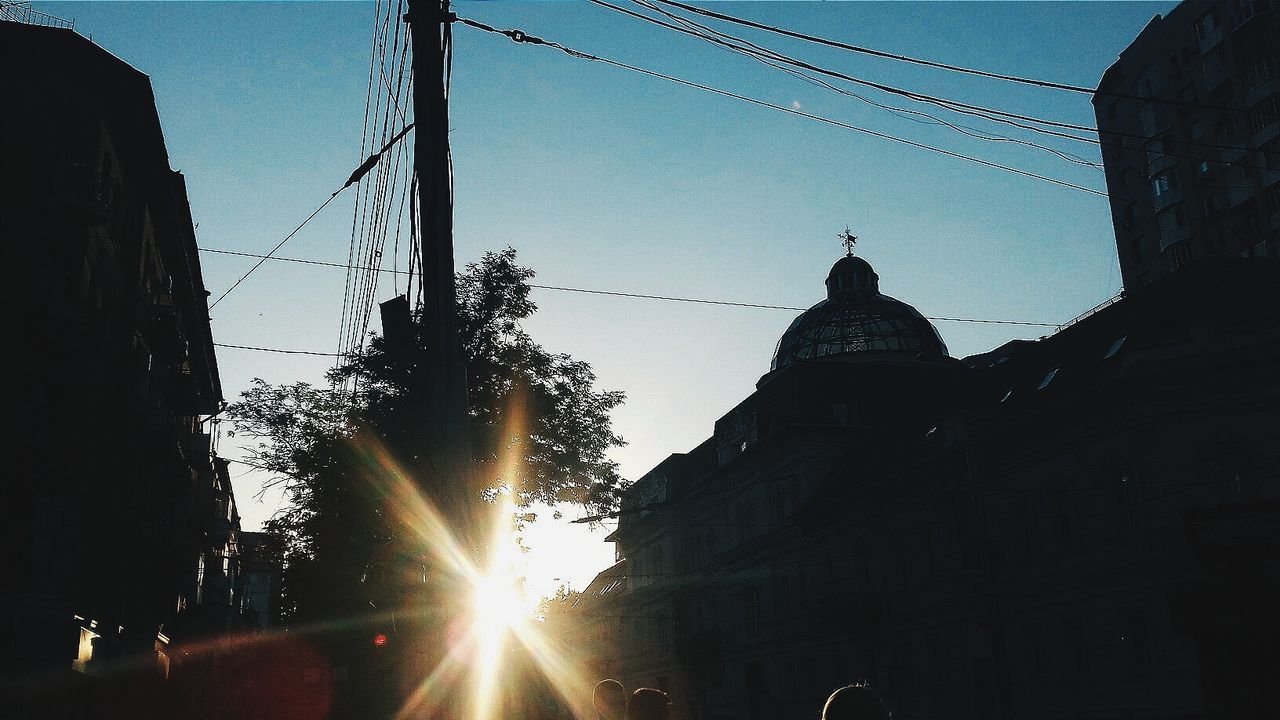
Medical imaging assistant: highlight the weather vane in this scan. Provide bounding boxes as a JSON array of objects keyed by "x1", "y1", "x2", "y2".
[{"x1": 838, "y1": 226, "x2": 858, "y2": 256}]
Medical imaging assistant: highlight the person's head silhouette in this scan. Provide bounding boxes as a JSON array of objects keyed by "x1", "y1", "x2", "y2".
[
  {"x1": 626, "y1": 687, "x2": 671, "y2": 720},
  {"x1": 593, "y1": 679, "x2": 626, "y2": 720},
  {"x1": 821, "y1": 684, "x2": 891, "y2": 720}
]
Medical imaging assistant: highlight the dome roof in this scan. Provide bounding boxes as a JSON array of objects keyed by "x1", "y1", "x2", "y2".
[{"x1": 770, "y1": 255, "x2": 949, "y2": 372}]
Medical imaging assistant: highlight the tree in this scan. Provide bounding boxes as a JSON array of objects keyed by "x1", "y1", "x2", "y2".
[{"x1": 227, "y1": 248, "x2": 625, "y2": 624}]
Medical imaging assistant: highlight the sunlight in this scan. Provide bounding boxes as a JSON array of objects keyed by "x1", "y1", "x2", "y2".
[
  {"x1": 342, "y1": 428, "x2": 596, "y2": 720},
  {"x1": 471, "y1": 489, "x2": 530, "y2": 720}
]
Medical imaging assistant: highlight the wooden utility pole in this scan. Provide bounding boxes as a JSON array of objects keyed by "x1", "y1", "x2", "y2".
[{"x1": 407, "y1": 0, "x2": 471, "y2": 524}]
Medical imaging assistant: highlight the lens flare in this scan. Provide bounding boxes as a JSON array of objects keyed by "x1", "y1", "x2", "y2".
[{"x1": 334, "y1": 408, "x2": 597, "y2": 719}]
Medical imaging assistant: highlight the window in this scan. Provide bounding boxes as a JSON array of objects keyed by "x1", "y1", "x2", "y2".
[
  {"x1": 1024, "y1": 624, "x2": 1047, "y2": 675},
  {"x1": 1244, "y1": 55, "x2": 1279, "y2": 89},
  {"x1": 735, "y1": 500, "x2": 754, "y2": 545},
  {"x1": 1194, "y1": 10, "x2": 1218, "y2": 40},
  {"x1": 1053, "y1": 486, "x2": 1074, "y2": 549},
  {"x1": 928, "y1": 635, "x2": 945, "y2": 686},
  {"x1": 1037, "y1": 367, "x2": 1060, "y2": 390},
  {"x1": 1125, "y1": 611, "x2": 1152, "y2": 667},
  {"x1": 895, "y1": 540, "x2": 909, "y2": 588},
  {"x1": 1265, "y1": 185, "x2": 1280, "y2": 217},
  {"x1": 1065, "y1": 618, "x2": 1090, "y2": 673},
  {"x1": 1140, "y1": 104, "x2": 1168, "y2": 135},
  {"x1": 195, "y1": 555, "x2": 206, "y2": 605},
  {"x1": 769, "y1": 486, "x2": 785, "y2": 526},
  {"x1": 1151, "y1": 171, "x2": 1177, "y2": 196},
  {"x1": 1103, "y1": 335, "x2": 1127, "y2": 359},
  {"x1": 832, "y1": 402, "x2": 849, "y2": 424},
  {"x1": 1249, "y1": 93, "x2": 1279, "y2": 133},
  {"x1": 1113, "y1": 470, "x2": 1135, "y2": 530},
  {"x1": 1198, "y1": 159, "x2": 1211, "y2": 175},
  {"x1": 742, "y1": 586, "x2": 761, "y2": 636}
]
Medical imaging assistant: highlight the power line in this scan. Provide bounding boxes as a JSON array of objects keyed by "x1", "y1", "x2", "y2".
[
  {"x1": 214, "y1": 342, "x2": 342, "y2": 357},
  {"x1": 209, "y1": 122, "x2": 416, "y2": 311},
  {"x1": 198, "y1": 246, "x2": 1063, "y2": 328},
  {"x1": 209, "y1": 191, "x2": 342, "y2": 310},
  {"x1": 650, "y1": 0, "x2": 1279, "y2": 121},
  {"x1": 457, "y1": 16, "x2": 1264, "y2": 245},
  {"x1": 455, "y1": 16, "x2": 1109, "y2": 198},
  {"x1": 629, "y1": 0, "x2": 1103, "y2": 171},
  {"x1": 592, "y1": 0, "x2": 1270, "y2": 158},
  {"x1": 621, "y1": 0, "x2": 1277, "y2": 175}
]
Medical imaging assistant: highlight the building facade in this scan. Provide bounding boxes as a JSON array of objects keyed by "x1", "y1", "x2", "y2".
[
  {"x1": 1093, "y1": 0, "x2": 1279, "y2": 289},
  {"x1": 574, "y1": 254, "x2": 1279, "y2": 720},
  {"x1": 2, "y1": 19, "x2": 263, "y2": 717}
]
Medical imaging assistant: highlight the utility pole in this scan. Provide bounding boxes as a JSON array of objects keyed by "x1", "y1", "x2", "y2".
[{"x1": 407, "y1": 0, "x2": 471, "y2": 526}]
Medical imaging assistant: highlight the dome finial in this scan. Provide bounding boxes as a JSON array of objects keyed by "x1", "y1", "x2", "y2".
[{"x1": 838, "y1": 226, "x2": 858, "y2": 257}]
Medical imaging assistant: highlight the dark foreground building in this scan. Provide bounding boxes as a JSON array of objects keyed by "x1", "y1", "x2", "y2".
[
  {"x1": 1094, "y1": 0, "x2": 1279, "y2": 289},
  {"x1": 575, "y1": 254, "x2": 1279, "y2": 720},
  {"x1": 1, "y1": 19, "x2": 273, "y2": 717}
]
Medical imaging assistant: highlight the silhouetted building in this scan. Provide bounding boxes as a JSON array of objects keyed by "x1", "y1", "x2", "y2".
[
  {"x1": 1094, "y1": 0, "x2": 1279, "y2": 289},
  {"x1": 574, "y1": 254, "x2": 1279, "y2": 720},
  {"x1": 1, "y1": 18, "x2": 248, "y2": 716},
  {"x1": 237, "y1": 531, "x2": 284, "y2": 630}
]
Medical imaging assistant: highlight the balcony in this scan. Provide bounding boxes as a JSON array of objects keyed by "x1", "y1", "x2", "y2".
[
  {"x1": 207, "y1": 517, "x2": 234, "y2": 544},
  {"x1": 1198, "y1": 27, "x2": 1223, "y2": 53},
  {"x1": 1152, "y1": 186, "x2": 1183, "y2": 211},
  {"x1": 1245, "y1": 76, "x2": 1278, "y2": 108},
  {"x1": 1158, "y1": 224, "x2": 1194, "y2": 251},
  {"x1": 186, "y1": 432, "x2": 211, "y2": 463},
  {"x1": 168, "y1": 373, "x2": 199, "y2": 416},
  {"x1": 47, "y1": 163, "x2": 113, "y2": 228},
  {"x1": 1251, "y1": 122, "x2": 1278, "y2": 150},
  {"x1": 1144, "y1": 153, "x2": 1178, "y2": 177},
  {"x1": 146, "y1": 304, "x2": 186, "y2": 364},
  {"x1": 1228, "y1": 184, "x2": 1255, "y2": 209}
]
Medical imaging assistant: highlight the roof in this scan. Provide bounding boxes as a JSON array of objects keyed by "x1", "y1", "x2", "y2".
[{"x1": 769, "y1": 255, "x2": 949, "y2": 372}]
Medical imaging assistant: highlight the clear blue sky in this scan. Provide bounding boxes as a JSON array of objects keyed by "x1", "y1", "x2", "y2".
[{"x1": 43, "y1": 1, "x2": 1177, "y2": 593}]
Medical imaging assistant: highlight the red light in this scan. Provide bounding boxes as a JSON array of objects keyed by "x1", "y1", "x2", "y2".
[{"x1": 373, "y1": 633, "x2": 389, "y2": 647}]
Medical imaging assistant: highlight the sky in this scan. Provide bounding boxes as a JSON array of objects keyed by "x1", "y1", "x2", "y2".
[{"x1": 41, "y1": 0, "x2": 1177, "y2": 600}]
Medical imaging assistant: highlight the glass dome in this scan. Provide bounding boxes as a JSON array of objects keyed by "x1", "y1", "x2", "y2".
[{"x1": 769, "y1": 255, "x2": 949, "y2": 371}]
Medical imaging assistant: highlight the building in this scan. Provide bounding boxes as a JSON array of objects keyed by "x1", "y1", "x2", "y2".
[
  {"x1": 1, "y1": 18, "x2": 252, "y2": 717},
  {"x1": 574, "y1": 252, "x2": 1279, "y2": 720},
  {"x1": 1093, "y1": 0, "x2": 1279, "y2": 289},
  {"x1": 237, "y1": 531, "x2": 284, "y2": 631}
]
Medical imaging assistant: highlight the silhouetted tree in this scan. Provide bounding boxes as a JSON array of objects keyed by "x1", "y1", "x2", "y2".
[{"x1": 228, "y1": 248, "x2": 625, "y2": 624}]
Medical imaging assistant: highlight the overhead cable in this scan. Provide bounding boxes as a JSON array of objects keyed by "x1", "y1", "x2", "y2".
[
  {"x1": 624, "y1": 0, "x2": 1277, "y2": 174},
  {"x1": 208, "y1": 122, "x2": 414, "y2": 311},
  {"x1": 454, "y1": 16, "x2": 1108, "y2": 197},
  {"x1": 215, "y1": 342, "x2": 342, "y2": 357},
  {"x1": 651, "y1": 0, "x2": 1279, "y2": 120},
  {"x1": 590, "y1": 0, "x2": 1266, "y2": 155},
  {"x1": 628, "y1": 0, "x2": 1102, "y2": 170},
  {"x1": 199, "y1": 246, "x2": 1062, "y2": 328},
  {"x1": 457, "y1": 16, "x2": 1263, "y2": 241}
]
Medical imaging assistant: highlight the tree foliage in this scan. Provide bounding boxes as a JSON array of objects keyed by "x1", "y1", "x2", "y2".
[{"x1": 227, "y1": 248, "x2": 625, "y2": 622}]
